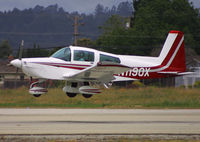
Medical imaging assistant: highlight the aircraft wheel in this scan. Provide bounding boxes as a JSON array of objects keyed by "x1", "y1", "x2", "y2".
[
  {"x1": 66, "y1": 93, "x2": 77, "y2": 98},
  {"x1": 33, "y1": 94, "x2": 41, "y2": 97},
  {"x1": 82, "y1": 94, "x2": 93, "y2": 98}
]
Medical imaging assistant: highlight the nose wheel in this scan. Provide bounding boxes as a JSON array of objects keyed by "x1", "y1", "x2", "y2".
[
  {"x1": 29, "y1": 79, "x2": 47, "y2": 97},
  {"x1": 33, "y1": 94, "x2": 41, "y2": 97}
]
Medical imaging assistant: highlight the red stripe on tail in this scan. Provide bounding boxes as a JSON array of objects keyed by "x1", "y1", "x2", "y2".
[{"x1": 162, "y1": 31, "x2": 186, "y2": 72}]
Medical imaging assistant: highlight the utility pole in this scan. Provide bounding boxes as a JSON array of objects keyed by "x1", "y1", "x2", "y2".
[
  {"x1": 73, "y1": 16, "x2": 78, "y2": 46},
  {"x1": 73, "y1": 16, "x2": 84, "y2": 46}
]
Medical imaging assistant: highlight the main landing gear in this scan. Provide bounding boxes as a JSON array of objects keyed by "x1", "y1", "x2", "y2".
[
  {"x1": 82, "y1": 94, "x2": 93, "y2": 98},
  {"x1": 65, "y1": 92, "x2": 93, "y2": 98},
  {"x1": 63, "y1": 82, "x2": 101, "y2": 98},
  {"x1": 66, "y1": 92, "x2": 77, "y2": 98}
]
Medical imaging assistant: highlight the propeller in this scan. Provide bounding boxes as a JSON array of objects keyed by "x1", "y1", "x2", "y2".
[
  {"x1": 10, "y1": 40, "x2": 24, "y2": 88},
  {"x1": 18, "y1": 40, "x2": 24, "y2": 60},
  {"x1": 10, "y1": 40, "x2": 24, "y2": 69}
]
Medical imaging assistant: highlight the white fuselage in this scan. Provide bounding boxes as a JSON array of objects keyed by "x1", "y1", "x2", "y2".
[{"x1": 19, "y1": 46, "x2": 159, "y2": 80}]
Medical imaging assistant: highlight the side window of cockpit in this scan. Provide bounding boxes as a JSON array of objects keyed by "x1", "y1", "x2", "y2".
[
  {"x1": 74, "y1": 50, "x2": 94, "y2": 62},
  {"x1": 100, "y1": 54, "x2": 120, "y2": 63}
]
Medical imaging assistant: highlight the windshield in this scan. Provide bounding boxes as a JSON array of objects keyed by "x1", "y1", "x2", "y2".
[{"x1": 51, "y1": 47, "x2": 71, "y2": 61}]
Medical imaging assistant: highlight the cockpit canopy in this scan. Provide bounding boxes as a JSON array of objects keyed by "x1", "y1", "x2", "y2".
[
  {"x1": 51, "y1": 47, "x2": 121, "y2": 63},
  {"x1": 51, "y1": 47, "x2": 95, "y2": 62},
  {"x1": 51, "y1": 47, "x2": 71, "y2": 61}
]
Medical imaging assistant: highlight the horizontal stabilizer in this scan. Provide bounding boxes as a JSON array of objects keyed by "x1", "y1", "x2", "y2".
[{"x1": 158, "y1": 71, "x2": 194, "y2": 76}]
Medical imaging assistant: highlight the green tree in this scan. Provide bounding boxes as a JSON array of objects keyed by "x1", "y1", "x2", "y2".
[
  {"x1": 0, "y1": 40, "x2": 12, "y2": 58},
  {"x1": 77, "y1": 38, "x2": 93, "y2": 47},
  {"x1": 132, "y1": 0, "x2": 200, "y2": 49},
  {"x1": 96, "y1": 0, "x2": 200, "y2": 55},
  {"x1": 95, "y1": 15, "x2": 133, "y2": 54},
  {"x1": 132, "y1": 0, "x2": 200, "y2": 55}
]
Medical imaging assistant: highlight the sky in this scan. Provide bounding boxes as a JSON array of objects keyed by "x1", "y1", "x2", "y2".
[
  {"x1": 0, "y1": 0, "x2": 198, "y2": 14},
  {"x1": 191, "y1": 0, "x2": 200, "y2": 8},
  {"x1": 0, "y1": 0, "x2": 132, "y2": 14}
]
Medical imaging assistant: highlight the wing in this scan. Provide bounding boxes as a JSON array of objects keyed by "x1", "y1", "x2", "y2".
[{"x1": 63, "y1": 62, "x2": 131, "y2": 83}]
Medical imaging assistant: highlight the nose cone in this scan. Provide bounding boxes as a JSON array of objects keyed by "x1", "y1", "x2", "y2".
[{"x1": 10, "y1": 59, "x2": 22, "y2": 68}]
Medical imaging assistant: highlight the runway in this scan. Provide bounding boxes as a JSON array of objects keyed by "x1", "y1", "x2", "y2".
[{"x1": 0, "y1": 109, "x2": 200, "y2": 135}]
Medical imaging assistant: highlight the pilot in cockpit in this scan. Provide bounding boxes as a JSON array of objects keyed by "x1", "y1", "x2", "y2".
[{"x1": 77, "y1": 51, "x2": 85, "y2": 61}]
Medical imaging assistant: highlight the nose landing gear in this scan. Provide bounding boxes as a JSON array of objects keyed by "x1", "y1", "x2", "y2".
[{"x1": 29, "y1": 79, "x2": 47, "y2": 97}]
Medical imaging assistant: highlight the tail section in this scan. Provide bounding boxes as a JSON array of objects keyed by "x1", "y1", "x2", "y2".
[
  {"x1": 157, "y1": 30, "x2": 186, "y2": 73},
  {"x1": 116, "y1": 30, "x2": 187, "y2": 80}
]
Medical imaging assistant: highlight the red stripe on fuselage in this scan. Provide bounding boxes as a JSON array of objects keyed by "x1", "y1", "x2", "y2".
[
  {"x1": 31, "y1": 62, "x2": 90, "y2": 70},
  {"x1": 50, "y1": 65, "x2": 85, "y2": 70}
]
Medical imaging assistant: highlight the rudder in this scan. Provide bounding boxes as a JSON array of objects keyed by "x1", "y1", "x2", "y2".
[{"x1": 158, "y1": 30, "x2": 186, "y2": 72}]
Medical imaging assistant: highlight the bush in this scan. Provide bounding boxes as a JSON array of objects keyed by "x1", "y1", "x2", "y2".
[
  {"x1": 131, "y1": 80, "x2": 144, "y2": 88},
  {"x1": 194, "y1": 81, "x2": 200, "y2": 88}
]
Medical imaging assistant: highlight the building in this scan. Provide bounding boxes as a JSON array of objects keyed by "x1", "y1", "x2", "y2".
[{"x1": 0, "y1": 59, "x2": 29, "y2": 88}]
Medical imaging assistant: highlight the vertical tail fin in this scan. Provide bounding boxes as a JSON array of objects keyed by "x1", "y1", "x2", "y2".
[{"x1": 158, "y1": 30, "x2": 186, "y2": 72}]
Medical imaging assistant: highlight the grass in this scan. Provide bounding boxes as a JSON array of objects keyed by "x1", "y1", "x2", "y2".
[{"x1": 0, "y1": 86, "x2": 200, "y2": 108}]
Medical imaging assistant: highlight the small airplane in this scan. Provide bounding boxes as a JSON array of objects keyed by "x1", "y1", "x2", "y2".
[{"x1": 11, "y1": 30, "x2": 187, "y2": 98}]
